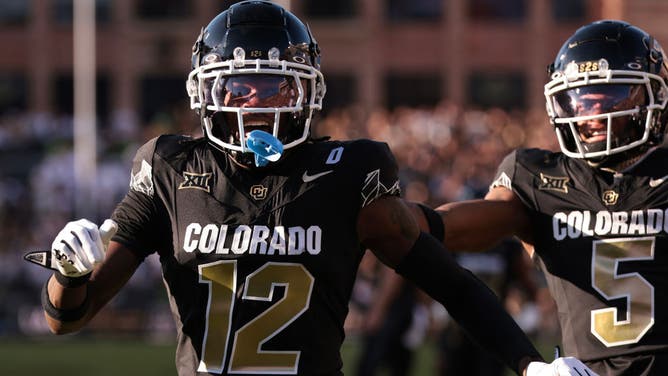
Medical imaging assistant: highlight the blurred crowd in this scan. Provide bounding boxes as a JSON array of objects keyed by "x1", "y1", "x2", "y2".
[{"x1": 0, "y1": 101, "x2": 562, "y2": 371}]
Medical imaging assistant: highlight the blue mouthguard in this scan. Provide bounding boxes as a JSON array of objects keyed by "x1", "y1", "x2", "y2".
[{"x1": 245, "y1": 130, "x2": 284, "y2": 167}]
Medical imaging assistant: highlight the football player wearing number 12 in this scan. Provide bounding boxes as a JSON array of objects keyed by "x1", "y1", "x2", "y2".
[
  {"x1": 419, "y1": 20, "x2": 668, "y2": 376},
  {"x1": 24, "y1": 1, "x2": 594, "y2": 375}
]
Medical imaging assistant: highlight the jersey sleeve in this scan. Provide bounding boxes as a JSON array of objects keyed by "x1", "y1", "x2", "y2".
[
  {"x1": 489, "y1": 148, "x2": 555, "y2": 214},
  {"x1": 111, "y1": 136, "x2": 169, "y2": 260},
  {"x1": 489, "y1": 150, "x2": 518, "y2": 192},
  {"x1": 356, "y1": 140, "x2": 402, "y2": 208}
]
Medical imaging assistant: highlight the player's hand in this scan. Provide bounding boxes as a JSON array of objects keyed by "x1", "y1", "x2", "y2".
[
  {"x1": 51, "y1": 219, "x2": 118, "y2": 277},
  {"x1": 526, "y1": 357, "x2": 599, "y2": 376},
  {"x1": 24, "y1": 219, "x2": 118, "y2": 277}
]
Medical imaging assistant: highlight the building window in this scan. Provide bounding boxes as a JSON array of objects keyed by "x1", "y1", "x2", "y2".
[
  {"x1": 468, "y1": 72, "x2": 526, "y2": 110},
  {"x1": 140, "y1": 76, "x2": 189, "y2": 126},
  {"x1": 302, "y1": 0, "x2": 356, "y2": 19},
  {"x1": 0, "y1": 74, "x2": 27, "y2": 115},
  {"x1": 386, "y1": 0, "x2": 443, "y2": 22},
  {"x1": 468, "y1": 0, "x2": 526, "y2": 22},
  {"x1": 319, "y1": 73, "x2": 356, "y2": 114},
  {"x1": 52, "y1": 0, "x2": 112, "y2": 24},
  {"x1": 52, "y1": 74, "x2": 111, "y2": 124},
  {"x1": 136, "y1": 0, "x2": 192, "y2": 20},
  {"x1": 0, "y1": 0, "x2": 28, "y2": 25},
  {"x1": 551, "y1": 0, "x2": 586, "y2": 22},
  {"x1": 385, "y1": 73, "x2": 442, "y2": 109}
]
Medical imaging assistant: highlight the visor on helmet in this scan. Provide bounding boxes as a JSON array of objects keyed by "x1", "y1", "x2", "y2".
[
  {"x1": 203, "y1": 74, "x2": 302, "y2": 109},
  {"x1": 551, "y1": 84, "x2": 645, "y2": 119},
  {"x1": 545, "y1": 76, "x2": 666, "y2": 159}
]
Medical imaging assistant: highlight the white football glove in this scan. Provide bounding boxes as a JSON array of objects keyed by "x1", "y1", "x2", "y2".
[
  {"x1": 526, "y1": 357, "x2": 599, "y2": 376},
  {"x1": 49, "y1": 219, "x2": 118, "y2": 277}
]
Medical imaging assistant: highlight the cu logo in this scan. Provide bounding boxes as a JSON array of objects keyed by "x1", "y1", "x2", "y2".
[
  {"x1": 602, "y1": 190, "x2": 619, "y2": 206},
  {"x1": 250, "y1": 185, "x2": 268, "y2": 200}
]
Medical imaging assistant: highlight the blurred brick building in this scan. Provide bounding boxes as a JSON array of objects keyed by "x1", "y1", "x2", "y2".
[{"x1": 0, "y1": 0, "x2": 666, "y2": 128}]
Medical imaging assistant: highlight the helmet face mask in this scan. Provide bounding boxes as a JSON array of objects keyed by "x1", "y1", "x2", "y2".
[
  {"x1": 544, "y1": 20, "x2": 668, "y2": 162},
  {"x1": 185, "y1": 0, "x2": 326, "y2": 166}
]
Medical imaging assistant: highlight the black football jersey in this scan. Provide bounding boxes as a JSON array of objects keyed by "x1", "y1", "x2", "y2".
[
  {"x1": 492, "y1": 147, "x2": 668, "y2": 363},
  {"x1": 111, "y1": 135, "x2": 401, "y2": 376}
]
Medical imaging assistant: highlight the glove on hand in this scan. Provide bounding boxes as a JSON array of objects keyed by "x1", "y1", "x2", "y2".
[
  {"x1": 526, "y1": 357, "x2": 599, "y2": 376},
  {"x1": 50, "y1": 219, "x2": 117, "y2": 277},
  {"x1": 24, "y1": 219, "x2": 117, "y2": 278}
]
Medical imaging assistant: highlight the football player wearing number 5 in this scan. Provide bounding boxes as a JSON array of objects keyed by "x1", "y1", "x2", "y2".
[
  {"x1": 420, "y1": 20, "x2": 668, "y2": 376},
  {"x1": 25, "y1": 1, "x2": 595, "y2": 376}
]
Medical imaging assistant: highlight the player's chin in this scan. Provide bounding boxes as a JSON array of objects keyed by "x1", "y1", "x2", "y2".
[
  {"x1": 581, "y1": 133, "x2": 607, "y2": 144},
  {"x1": 581, "y1": 139, "x2": 608, "y2": 154}
]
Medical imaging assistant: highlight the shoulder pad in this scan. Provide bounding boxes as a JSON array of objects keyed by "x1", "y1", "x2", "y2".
[
  {"x1": 515, "y1": 148, "x2": 562, "y2": 168},
  {"x1": 153, "y1": 134, "x2": 200, "y2": 160}
]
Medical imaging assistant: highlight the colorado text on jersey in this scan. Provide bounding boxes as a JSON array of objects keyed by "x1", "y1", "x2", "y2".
[
  {"x1": 553, "y1": 209, "x2": 668, "y2": 240},
  {"x1": 183, "y1": 223, "x2": 322, "y2": 255}
]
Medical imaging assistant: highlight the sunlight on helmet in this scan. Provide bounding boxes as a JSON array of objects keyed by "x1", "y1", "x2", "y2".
[
  {"x1": 544, "y1": 20, "x2": 668, "y2": 163},
  {"x1": 185, "y1": 1, "x2": 326, "y2": 168}
]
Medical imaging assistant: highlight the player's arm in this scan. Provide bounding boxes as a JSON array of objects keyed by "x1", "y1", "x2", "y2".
[
  {"x1": 45, "y1": 241, "x2": 140, "y2": 334},
  {"x1": 39, "y1": 139, "x2": 163, "y2": 334},
  {"x1": 359, "y1": 196, "x2": 599, "y2": 376},
  {"x1": 409, "y1": 186, "x2": 533, "y2": 252},
  {"x1": 35, "y1": 220, "x2": 141, "y2": 334},
  {"x1": 356, "y1": 195, "x2": 543, "y2": 375}
]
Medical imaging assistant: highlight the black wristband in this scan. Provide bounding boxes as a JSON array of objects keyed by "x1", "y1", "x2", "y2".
[
  {"x1": 54, "y1": 271, "x2": 91, "y2": 288},
  {"x1": 41, "y1": 281, "x2": 90, "y2": 322},
  {"x1": 395, "y1": 232, "x2": 542, "y2": 374},
  {"x1": 416, "y1": 203, "x2": 445, "y2": 242}
]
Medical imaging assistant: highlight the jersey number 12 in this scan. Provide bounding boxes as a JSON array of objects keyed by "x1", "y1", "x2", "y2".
[{"x1": 198, "y1": 260, "x2": 314, "y2": 374}]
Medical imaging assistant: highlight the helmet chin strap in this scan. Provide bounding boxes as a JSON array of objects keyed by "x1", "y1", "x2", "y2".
[{"x1": 245, "y1": 130, "x2": 284, "y2": 167}]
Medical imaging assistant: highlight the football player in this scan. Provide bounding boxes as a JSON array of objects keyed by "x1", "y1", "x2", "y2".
[
  {"x1": 417, "y1": 20, "x2": 668, "y2": 376},
  {"x1": 25, "y1": 1, "x2": 595, "y2": 375}
]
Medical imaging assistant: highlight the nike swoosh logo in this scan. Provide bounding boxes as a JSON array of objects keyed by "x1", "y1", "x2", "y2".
[
  {"x1": 302, "y1": 170, "x2": 333, "y2": 183},
  {"x1": 649, "y1": 175, "x2": 668, "y2": 187}
]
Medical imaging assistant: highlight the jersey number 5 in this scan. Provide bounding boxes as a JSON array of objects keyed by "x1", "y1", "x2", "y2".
[
  {"x1": 591, "y1": 237, "x2": 655, "y2": 347},
  {"x1": 198, "y1": 260, "x2": 314, "y2": 374}
]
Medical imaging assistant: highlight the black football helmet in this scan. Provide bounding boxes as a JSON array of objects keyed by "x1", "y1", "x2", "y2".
[
  {"x1": 186, "y1": 0, "x2": 326, "y2": 166},
  {"x1": 545, "y1": 20, "x2": 668, "y2": 163}
]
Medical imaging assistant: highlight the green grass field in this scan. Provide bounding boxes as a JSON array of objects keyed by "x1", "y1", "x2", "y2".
[
  {"x1": 0, "y1": 337, "x2": 177, "y2": 376},
  {"x1": 0, "y1": 335, "x2": 551, "y2": 375},
  {"x1": 0, "y1": 335, "x2": 422, "y2": 376}
]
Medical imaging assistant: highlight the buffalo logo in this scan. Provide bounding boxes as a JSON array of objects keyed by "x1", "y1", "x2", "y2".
[
  {"x1": 490, "y1": 172, "x2": 512, "y2": 191},
  {"x1": 250, "y1": 185, "x2": 268, "y2": 200},
  {"x1": 538, "y1": 173, "x2": 569, "y2": 193},
  {"x1": 130, "y1": 160, "x2": 154, "y2": 197},
  {"x1": 179, "y1": 172, "x2": 212, "y2": 193},
  {"x1": 602, "y1": 190, "x2": 619, "y2": 206}
]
